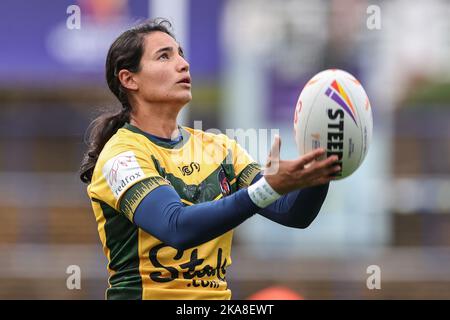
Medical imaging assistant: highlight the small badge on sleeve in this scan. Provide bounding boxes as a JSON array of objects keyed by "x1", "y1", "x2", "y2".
[{"x1": 102, "y1": 151, "x2": 145, "y2": 199}]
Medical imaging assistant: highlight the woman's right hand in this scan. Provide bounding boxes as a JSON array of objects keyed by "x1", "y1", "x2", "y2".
[{"x1": 264, "y1": 135, "x2": 340, "y2": 195}]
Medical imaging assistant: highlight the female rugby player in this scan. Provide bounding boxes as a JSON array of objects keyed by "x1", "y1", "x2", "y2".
[{"x1": 80, "y1": 19, "x2": 340, "y2": 300}]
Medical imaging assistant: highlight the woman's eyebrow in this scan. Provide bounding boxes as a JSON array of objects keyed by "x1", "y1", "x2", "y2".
[
  {"x1": 154, "y1": 46, "x2": 185, "y2": 56},
  {"x1": 154, "y1": 46, "x2": 173, "y2": 56}
]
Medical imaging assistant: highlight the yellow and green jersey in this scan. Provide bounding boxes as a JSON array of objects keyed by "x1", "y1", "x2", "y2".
[{"x1": 87, "y1": 123, "x2": 260, "y2": 299}]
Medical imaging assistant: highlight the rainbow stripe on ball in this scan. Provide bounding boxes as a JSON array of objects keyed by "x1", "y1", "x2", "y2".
[{"x1": 325, "y1": 80, "x2": 358, "y2": 126}]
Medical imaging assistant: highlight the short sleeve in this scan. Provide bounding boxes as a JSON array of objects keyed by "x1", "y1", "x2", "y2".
[
  {"x1": 88, "y1": 141, "x2": 169, "y2": 222},
  {"x1": 226, "y1": 137, "x2": 261, "y2": 190}
]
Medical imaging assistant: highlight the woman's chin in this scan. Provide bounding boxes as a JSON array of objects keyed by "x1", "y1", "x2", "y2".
[{"x1": 176, "y1": 93, "x2": 192, "y2": 105}]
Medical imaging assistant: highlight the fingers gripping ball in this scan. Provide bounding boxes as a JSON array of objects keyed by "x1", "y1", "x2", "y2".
[{"x1": 293, "y1": 69, "x2": 373, "y2": 179}]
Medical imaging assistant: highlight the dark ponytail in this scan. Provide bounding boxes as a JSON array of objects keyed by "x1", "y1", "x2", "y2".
[{"x1": 80, "y1": 18, "x2": 175, "y2": 184}]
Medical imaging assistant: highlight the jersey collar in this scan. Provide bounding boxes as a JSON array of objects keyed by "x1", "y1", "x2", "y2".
[{"x1": 123, "y1": 123, "x2": 191, "y2": 150}]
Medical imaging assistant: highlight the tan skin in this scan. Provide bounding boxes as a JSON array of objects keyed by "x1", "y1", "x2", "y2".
[{"x1": 117, "y1": 31, "x2": 340, "y2": 195}]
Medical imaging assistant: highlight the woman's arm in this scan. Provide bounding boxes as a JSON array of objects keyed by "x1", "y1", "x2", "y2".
[
  {"x1": 251, "y1": 173, "x2": 329, "y2": 228},
  {"x1": 133, "y1": 186, "x2": 258, "y2": 251},
  {"x1": 132, "y1": 146, "x2": 336, "y2": 251},
  {"x1": 132, "y1": 174, "x2": 329, "y2": 252}
]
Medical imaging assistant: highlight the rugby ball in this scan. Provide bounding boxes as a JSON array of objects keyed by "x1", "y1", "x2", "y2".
[{"x1": 293, "y1": 69, "x2": 373, "y2": 179}]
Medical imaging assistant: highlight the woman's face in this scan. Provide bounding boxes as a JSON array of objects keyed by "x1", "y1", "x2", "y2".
[{"x1": 133, "y1": 31, "x2": 192, "y2": 107}]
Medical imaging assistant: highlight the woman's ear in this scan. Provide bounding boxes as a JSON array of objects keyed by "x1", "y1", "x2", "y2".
[{"x1": 118, "y1": 69, "x2": 138, "y2": 91}]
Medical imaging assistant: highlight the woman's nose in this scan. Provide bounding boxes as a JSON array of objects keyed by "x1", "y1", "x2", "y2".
[{"x1": 177, "y1": 56, "x2": 189, "y2": 72}]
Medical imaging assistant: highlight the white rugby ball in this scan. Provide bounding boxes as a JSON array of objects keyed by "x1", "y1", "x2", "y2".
[{"x1": 293, "y1": 69, "x2": 373, "y2": 179}]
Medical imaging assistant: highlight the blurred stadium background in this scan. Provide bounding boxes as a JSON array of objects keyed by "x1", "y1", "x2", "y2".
[{"x1": 1, "y1": 0, "x2": 450, "y2": 299}]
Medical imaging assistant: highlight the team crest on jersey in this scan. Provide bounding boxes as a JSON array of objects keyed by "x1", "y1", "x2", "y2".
[{"x1": 217, "y1": 168, "x2": 231, "y2": 197}]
